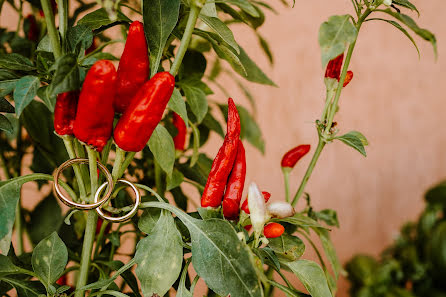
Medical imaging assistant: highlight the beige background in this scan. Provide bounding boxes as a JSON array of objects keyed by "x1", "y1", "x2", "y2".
[{"x1": 2, "y1": 0, "x2": 445, "y2": 296}]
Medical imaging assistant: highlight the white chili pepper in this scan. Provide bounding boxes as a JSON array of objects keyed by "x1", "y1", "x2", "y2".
[
  {"x1": 248, "y1": 182, "x2": 268, "y2": 235},
  {"x1": 267, "y1": 201, "x2": 295, "y2": 219}
]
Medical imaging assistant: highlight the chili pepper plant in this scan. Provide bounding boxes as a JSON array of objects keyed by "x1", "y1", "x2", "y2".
[{"x1": 0, "y1": 0, "x2": 436, "y2": 297}]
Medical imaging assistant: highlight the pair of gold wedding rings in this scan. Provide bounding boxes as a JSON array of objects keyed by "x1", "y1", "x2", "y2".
[{"x1": 52, "y1": 158, "x2": 141, "y2": 222}]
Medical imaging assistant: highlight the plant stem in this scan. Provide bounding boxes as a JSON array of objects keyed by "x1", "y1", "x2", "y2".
[
  {"x1": 40, "y1": 0, "x2": 62, "y2": 59},
  {"x1": 63, "y1": 137, "x2": 87, "y2": 200},
  {"x1": 169, "y1": 4, "x2": 201, "y2": 77},
  {"x1": 75, "y1": 147, "x2": 99, "y2": 297},
  {"x1": 291, "y1": 139, "x2": 325, "y2": 207},
  {"x1": 58, "y1": 0, "x2": 68, "y2": 51},
  {"x1": 282, "y1": 169, "x2": 290, "y2": 203},
  {"x1": 118, "y1": 151, "x2": 136, "y2": 177},
  {"x1": 111, "y1": 147, "x2": 126, "y2": 182}
]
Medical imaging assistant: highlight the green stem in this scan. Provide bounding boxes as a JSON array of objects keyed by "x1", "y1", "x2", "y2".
[
  {"x1": 58, "y1": 0, "x2": 68, "y2": 51},
  {"x1": 154, "y1": 160, "x2": 164, "y2": 196},
  {"x1": 111, "y1": 147, "x2": 126, "y2": 182},
  {"x1": 297, "y1": 230, "x2": 327, "y2": 272},
  {"x1": 118, "y1": 151, "x2": 136, "y2": 177},
  {"x1": 40, "y1": 0, "x2": 62, "y2": 59},
  {"x1": 63, "y1": 137, "x2": 87, "y2": 200},
  {"x1": 282, "y1": 169, "x2": 290, "y2": 203},
  {"x1": 291, "y1": 139, "x2": 325, "y2": 207},
  {"x1": 93, "y1": 219, "x2": 109, "y2": 259},
  {"x1": 15, "y1": 204, "x2": 23, "y2": 255},
  {"x1": 169, "y1": 4, "x2": 201, "y2": 77},
  {"x1": 75, "y1": 147, "x2": 99, "y2": 297}
]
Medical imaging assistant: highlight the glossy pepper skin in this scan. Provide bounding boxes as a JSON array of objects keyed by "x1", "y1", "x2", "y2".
[
  {"x1": 281, "y1": 144, "x2": 311, "y2": 169},
  {"x1": 114, "y1": 21, "x2": 150, "y2": 114},
  {"x1": 114, "y1": 72, "x2": 175, "y2": 152},
  {"x1": 173, "y1": 113, "x2": 187, "y2": 151},
  {"x1": 325, "y1": 53, "x2": 344, "y2": 80},
  {"x1": 73, "y1": 60, "x2": 116, "y2": 152},
  {"x1": 201, "y1": 98, "x2": 241, "y2": 208},
  {"x1": 241, "y1": 191, "x2": 270, "y2": 214},
  {"x1": 222, "y1": 139, "x2": 246, "y2": 219},
  {"x1": 343, "y1": 70, "x2": 354, "y2": 87},
  {"x1": 263, "y1": 223, "x2": 285, "y2": 238},
  {"x1": 54, "y1": 91, "x2": 79, "y2": 136}
]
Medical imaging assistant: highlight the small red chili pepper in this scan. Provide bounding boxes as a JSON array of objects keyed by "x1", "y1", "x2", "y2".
[
  {"x1": 325, "y1": 54, "x2": 344, "y2": 80},
  {"x1": 244, "y1": 224, "x2": 252, "y2": 231},
  {"x1": 114, "y1": 21, "x2": 150, "y2": 114},
  {"x1": 263, "y1": 222, "x2": 285, "y2": 238},
  {"x1": 343, "y1": 70, "x2": 354, "y2": 87},
  {"x1": 173, "y1": 112, "x2": 187, "y2": 151},
  {"x1": 281, "y1": 144, "x2": 311, "y2": 169},
  {"x1": 222, "y1": 139, "x2": 246, "y2": 219},
  {"x1": 201, "y1": 98, "x2": 241, "y2": 208},
  {"x1": 73, "y1": 60, "x2": 117, "y2": 152},
  {"x1": 54, "y1": 91, "x2": 79, "y2": 136},
  {"x1": 56, "y1": 274, "x2": 67, "y2": 286},
  {"x1": 114, "y1": 72, "x2": 175, "y2": 152},
  {"x1": 241, "y1": 191, "x2": 270, "y2": 214},
  {"x1": 25, "y1": 15, "x2": 39, "y2": 42}
]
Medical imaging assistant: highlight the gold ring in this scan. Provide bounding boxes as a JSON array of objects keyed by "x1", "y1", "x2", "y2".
[
  {"x1": 95, "y1": 179, "x2": 141, "y2": 222},
  {"x1": 53, "y1": 158, "x2": 114, "y2": 210}
]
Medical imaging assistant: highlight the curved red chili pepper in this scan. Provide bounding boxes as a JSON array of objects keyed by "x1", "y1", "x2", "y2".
[
  {"x1": 263, "y1": 222, "x2": 285, "y2": 238},
  {"x1": 201, "y1": 98, "x2": 241, "y2": 208},
  {"x1": 222, "y1": 139, "x2": 246, "y2": 219},
  {"x1": 114, "y1": 21, "x2": 150, "y2": 114},
  {"x1": 241, "y1": 191, "x2": 270, "y2": 214},
  {"x1": 343, "y1": 70, "x2": 354, "y2": 87},
  {"x1": 325, "y1": 54, "x2": 344, "y2": 80},
  {"x1": 54, "y1": 91, "x2": 79, "y2": 136},
  {"x1": 281, "y1": 144, "x2": 311, "y2": 169},
  {"x1": 73, "y1": 60, "x2": 116, "y2": 152},
  {"x1": 114, "y1": 72, "x2": 175, "y2": 152},
  {"x1": 173, "y1": 112, "x2": 187, "y2": 151}
]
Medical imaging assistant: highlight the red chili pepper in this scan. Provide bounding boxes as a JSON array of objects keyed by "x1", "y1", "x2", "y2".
[
  {"x1": 114, "y1": 21, "x2": 150, "y2": 114},
  {"x1": 54, "y1": 91, "x2": 79, "y2": 136},
  {"x1": 325, "y1": 54, "x2": 344, "y2": 80},
  {"x1": 244, "y1": 224, "x2": 252, "y2": 231},
  {"x1": 343, "y1": 70, "x2": 354, "y2": 87},
  {"x1": 201, "y1": 98, "x2": 241, "y2": 208},
  {"x1": 114, "y1": 72, "x2": 175, "y2": 152},
  {"x1": 56, "y1": 274, "x2": 67, "y2": 286},
  {"x1": 263, "y1": 222, "x2": 285, "y2": 238},
  {"x1": 73, "y1": 60, "x2": 116, "y2": 152},
  {"x1": 281, "y1": 144, "x2": 311, "y2": 169},
  {"x1": 241, "y1": 191, "x2": 270, "y2": 214},
  {"x1": 222, "y1": 139, "x2": 246, "y2": 219},
  {"x1": 25, "y1": 15, "x2": 39, "y2": 42},
  {"x1": 173, "y1": 112, "x2": 187, "y2": 151}
]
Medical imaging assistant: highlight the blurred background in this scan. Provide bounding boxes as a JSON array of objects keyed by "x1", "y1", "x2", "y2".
[{"x1": 1, "y1": 0, "x2": 444, "y2": 296}]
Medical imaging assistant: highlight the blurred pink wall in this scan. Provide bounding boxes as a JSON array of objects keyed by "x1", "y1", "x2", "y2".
[{"x1": 1, "y1": 0, "x2": 445, "y2": 296}]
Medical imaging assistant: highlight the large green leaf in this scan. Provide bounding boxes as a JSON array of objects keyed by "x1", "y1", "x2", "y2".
[
  {"x1": 0, "y1": 254, "x2": 22, "y2": 276},
  {"x1": 13, "y1": 75, "x2": 39, "y2": 117},
  {"x1": 0, "y1": 53, "x2": 35, "y2": 71},
  {"x1": 268, "y1": 234, "x2": 305, "y2": 262},
  {"x1": 143, "y1": 0, "x2": 180, "y2": 77},
  {"x1": 392, "y1": 0, "x2": 419, "y2": 16},
  {"x1": 31, "y1": 232, "x2": 68, "y2": 290},
  {"x1": 148, "y1": 124, "x2": 175, "y2": 175},
  {"x1": 0, "y1": 78, "x2": 18, "y2": 97},
  {"x1": 168, "y1": 88, "x2": 189, "y2": 127},
  {"x1": 78, "y1": 8, "x2": 131, "y2": 30},
  {"x1": 182, "y1": 84, "x2": 208, "y2": 124},
  {"x1": 286, "y1": 260, "x2": 333, "y2": 297},
  {"x1": 49, "y1": 54, "x2": 80, "y2": 97},
  {"x1": 0, "y1": 180, "x2": 21, "y2": 241},
  {"x1": 1, "y1": 278, "x2": 46, "y2": 297},
  {"x1": 198, "y1": 15, "x2": 239, "y2": 53},
  {"x1": 135, "y1": 211, "x2": 183, "y2": 297},
  {"x1": 319, "y1": 15, "x2": 357, "y2": 68},
  {"x1": 0, "y1": 114, "x2": 13, "y2": 133},
  {"x1": 67, "y1": 24, "x2": 93, "y2": 52}
]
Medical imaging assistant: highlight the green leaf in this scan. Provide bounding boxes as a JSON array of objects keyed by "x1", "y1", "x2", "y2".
[
  {"x1": 138, "y1": 208, "x2": 161, "y2": 234},
  {"x1": 272, "y1": 213, "x2": 326, "y2": 229},
  {"x1": 0, "y1": 79, "x2": 18, "y2": 97},
  {"x1": 37, "y1": 86, "x2": 56, "y2": 112},
  {"x1": 314, "y1": 209, "x2": 339, "y2": 227},
  {"x1": 176, "y1": 260, "x2": 193, "y2": 297},
  {"x1": 13, "y1": 76, "x2": 39, "y2": 117},
  {"x1": 199, "y1": 15, "x2": 239, "y2": 53},
  {"x1": 392, "y1": 0, "x2": 419, "y2": 16},
  {"x1": 0, "y1": 53, "x2": 35, "y2": 71},
  {"x1": 27, "y1": 195, "x2": 63, "y2": 245},
  {"x1": 0, "y1": 228, "x2": 12, "y2": 255},
  {"x1": 148, "y1": 124, "x2": 175, "y2": 175},
  {"x1": 0, "y1": 254, "x2": 22, "y2": 276},
  {"x1": 1, "y1": 278, "x2": 46, "y2": 297},
  {"x1": 32, "y1": 232, "x2": 68, "y2": 290},
  {"x1": 382, "y1": 9, "x2": 437, "y2": 57},
  {"x1": 78, "y1": 8, "x2": 131, "y2": 30},
  {"x1": 315, "y1": 229, "x2": 341, "y2": 279},
  {"x1": 182, "y1": 84, "x2": 208, "y2": 124},
  {"x1": 268, "y1": 234, "x2": 305, "y2": 262},
  {"x1": 202, "y1": 112, "x2": 224, "y2": 138},
  {"x1": 166, "y1": 168, "x2": 184, "y2": 191},
  {"x1": 236, "y1": 47, "x2": 275, "y2": 86},
  {"x1": 37, "y1": 35, "x2": 53, "y2": 52},
  {"x1": 81, "y1": 52, "x2": 119, "y2": 67},
  {"x1": 49, "y1": 54, "x2": 80, "y2": 97},
  {"x1": 67, "y1": 24, "x2": 93, "y2": 52},
  {"x1": 319, "y1": 15, "x2": 357, "y2": 68},
  {"x1": 367, "y1": 18, "x2": 419, "y2": 58},
  {"x1": 224, "y1": 0, "x2": 259, "y2": 17},
  {"x1": 143, "y1": 0, "x2": 180, "y2": 77},
  {"x1": 335, "y1": 131, "x2": 368, "y2": 157},
  {"x1": 135, "y1": 211, "x2": 183, "y2": 297},
  {"x1": 201, "y1": 2, "x2": 217, "y2": 17},
  {"x1": 0, "y1": 97, "x2": 14, "y2": 113},
  {"x1": 99, "y1": 261, "x2": 141, "y2": 297},
  {"x1": 0, "y1": 114, "x2": 13, "y2": 133},
  {"x1": 257, "y1": 33, "x2": 273, "y2": 64},
  {"x1": 286, "y1": 260, "x2": 333, "y2": 297},
  {"x1": 168, "y1": 88, "x2": 189, "y2": 127}
]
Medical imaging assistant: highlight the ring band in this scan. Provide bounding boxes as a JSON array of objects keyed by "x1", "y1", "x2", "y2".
[
  {"x1": 95, "y1": 179, "x2": 141, "y2": 222},
  {"x1": 53, "y1": 158, "x2": 114, "y2": 210}
]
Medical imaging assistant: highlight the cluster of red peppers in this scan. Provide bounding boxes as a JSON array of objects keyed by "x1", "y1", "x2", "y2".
[
  {"x1": 325, "y1": 53, "x2": 353, "y2": 87},
  {"x1": 53, "y1": 21, "x2": 175, "y2": 154}
]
